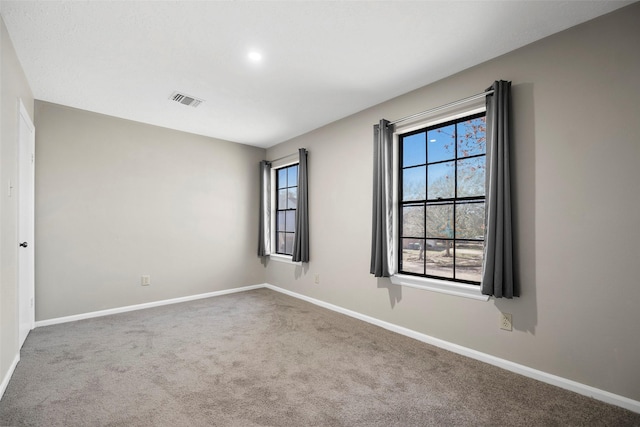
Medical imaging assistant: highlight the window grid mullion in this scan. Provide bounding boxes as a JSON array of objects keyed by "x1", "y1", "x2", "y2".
[
  {"x1": 453, "y1": 121, "x2": 457, "y2": 280},
  {"x1": 424, "y1": 149, "x2": 428, "y2": 275}
]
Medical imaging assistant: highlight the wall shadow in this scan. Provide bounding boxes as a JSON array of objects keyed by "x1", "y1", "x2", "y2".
[
  {"x1": 377, "y1": 277, "x2": 402, "y2": 308},
  {"x1": 260, "y1": 256, "x2": 269, "y2": 268},
  {"x1": 294, "y1": 263, "x2": 310, "y2": 279}
]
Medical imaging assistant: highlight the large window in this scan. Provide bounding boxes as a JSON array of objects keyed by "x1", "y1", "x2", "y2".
[
  {"x1": 276, "y1": 164, "x2": 298, "y2": 255},
  {"x1": 399, "y1": 112, "x2": 486, "y2": 284}
]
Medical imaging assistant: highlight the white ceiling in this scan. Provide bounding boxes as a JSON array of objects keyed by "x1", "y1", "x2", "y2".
[{"x1": 1, "y1": 1, "x2": 633, "y2": 148}]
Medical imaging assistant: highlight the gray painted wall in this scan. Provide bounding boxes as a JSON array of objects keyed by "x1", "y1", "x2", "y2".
[
  {"x1": 1, "y1": 16, "x2": 34, "y2": 393},
  {"x1": 34, "y1": 102, "x2": 266, "y2": 320},
  {"x1": 264, "y1": 4, "x2": 640, "y2": 401}
]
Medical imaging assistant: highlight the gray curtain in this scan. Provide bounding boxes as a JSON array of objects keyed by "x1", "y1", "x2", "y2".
[
  {"x1": 292, "y1": 148, "x2": 309, "y2": 262},
  {"x1": 370, "y1": 119, "x2": 395, "y2": 277},
  {"x1": 482, "y1": 80, "x2": 517, "y2": 298},
  {"x1": 257, "y1": 160, "x2": 271, "y2": 257}
]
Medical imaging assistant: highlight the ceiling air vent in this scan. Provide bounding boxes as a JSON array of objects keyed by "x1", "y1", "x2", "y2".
[{"x1": 169, "y1": 91, "x2": 204, "y2": 108}]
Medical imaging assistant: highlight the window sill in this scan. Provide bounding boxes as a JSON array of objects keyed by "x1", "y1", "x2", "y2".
[
  {"x1": 390, "y1": 274, "x2": 489, "y2": 301},
  {"x1": 269, "y1": 254, "x2": 302, "y2": 265}
]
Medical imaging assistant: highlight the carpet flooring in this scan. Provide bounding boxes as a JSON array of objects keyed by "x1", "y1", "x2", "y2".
[{"x1": 1, "y1": 288, "x2": 639, "y2": 426}]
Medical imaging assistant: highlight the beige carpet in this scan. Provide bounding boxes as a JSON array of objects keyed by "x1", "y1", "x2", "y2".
[{"x1": 1, "y1": 288, "x2": 639, "y2": 426}]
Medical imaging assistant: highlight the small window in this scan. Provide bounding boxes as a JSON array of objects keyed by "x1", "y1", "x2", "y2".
[
  {"x1": 398, "y1": 112, "x2": 486, "y2": 284},
  {"x1": 275, "y1": 164, "x2": 298, "y2": 255}
]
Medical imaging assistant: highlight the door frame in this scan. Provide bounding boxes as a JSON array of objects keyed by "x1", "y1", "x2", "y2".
[{"x1": 17, "y1": 98, "x2": 35, "y2": 349}]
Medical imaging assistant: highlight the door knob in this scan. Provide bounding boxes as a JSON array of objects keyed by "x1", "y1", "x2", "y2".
[{"x1": 19, "y1": 242, "x2": 28, "y2": 248}]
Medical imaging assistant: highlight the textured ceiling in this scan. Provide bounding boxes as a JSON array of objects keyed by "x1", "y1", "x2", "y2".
[{"x1": 0, "y1": 1, "x2": 633, "y2": 148}]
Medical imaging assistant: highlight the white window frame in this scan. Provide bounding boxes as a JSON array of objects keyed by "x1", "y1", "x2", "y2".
[
  {"x1": 390, "y1": 104, "x2": 489, "y2": 301},
  {"x1": 269, "y1": 153, "x2": 301, "y2": 265}
]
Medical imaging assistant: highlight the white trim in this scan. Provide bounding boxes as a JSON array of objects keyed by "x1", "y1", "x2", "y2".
[
  {"x1": 269, "y1": 254, "x2": 302, "y2": 265},
  {"x1": 390, "y1": 274, "x2": 489, "y2": 301},
  {"x1": 17, "y1": 98, "x2": 37, "y2": 348},
  {"x1": 269, "y1": 159, "x2": 300, "y2": 256},
  {"x1": 18, "y1": 99, "x2": 35, "y2": 134},
  {"x1": 0, "y1": 354, "x2": 20, "y2": 400},
  {"x1": 263, "y1": 283, "x2": 640, "y2": 414},
  {"x1": 392, "y1": 106, "x2": 488, "y2": 299},
  {"x1": 34, "y1": 284, "x2": 266, "y2": 327},
  {"x1": 394, "y1": 105, "x2": 486, "y2": 135},
  {"x1": 270, "y1": 154, "x2": 298, "y2": 169}
]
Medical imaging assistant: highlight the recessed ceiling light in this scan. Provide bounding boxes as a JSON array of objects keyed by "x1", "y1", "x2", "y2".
[{"x1": 248, "y1": 51, "x2": 262, "y2": 62}]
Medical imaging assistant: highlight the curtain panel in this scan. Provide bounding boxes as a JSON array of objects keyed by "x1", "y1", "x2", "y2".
[
  {"x1": 370, "y1": 119, "x2": 395, "y2": 277},
  {"x1": 292, "y1": 148, "x2": 309, "y2": 262},
  {"x1": 257, "y1": 160, "x2": 271, "y2": 257},
  {"x1": 482, "y1": 80, "x2": 517, "y2": 298}
]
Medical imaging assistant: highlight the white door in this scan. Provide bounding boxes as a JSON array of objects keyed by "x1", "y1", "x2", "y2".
[{"x1": 18, "y1": 99, "x2": 35, "y2": 349}]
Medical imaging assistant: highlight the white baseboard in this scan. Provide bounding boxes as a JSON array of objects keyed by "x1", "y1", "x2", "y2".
[
  {"x1": 34, "y1": 284, "x2": 266, "y2": 328},
  {"x1": 0, "y1": 353, "x2": 20, "y2": 400},
  {"x1": 29, "y1": 282, "x2": 640, "y2": 414},
  {"x1": 263, "y1": 283, "x2": 640, "y2": 414}
]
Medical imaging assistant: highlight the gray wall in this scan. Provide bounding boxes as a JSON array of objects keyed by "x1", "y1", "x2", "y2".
[
  {"x1": 264, "y1": 4, "x2": 640, "y2": 401},
  {"x1": 0, "y1": 16, "x2": 34, "y2": 392},
  {"x1": 34, "y1": 102, "x2": 265, "y2": 320}
]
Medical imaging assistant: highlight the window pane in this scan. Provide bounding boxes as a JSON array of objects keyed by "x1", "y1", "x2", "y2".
[
  {"x1": 454, "y1": 241, "x2": 484, "y2": 282},
  {"x1": 285, "y1": 233, "x2": 294, "y2": 255},
  {"x1": 402, "y1": 166, "x2": 426, "y2": 201},
  {"x1": 287, "y1": 187, "x2": 297, "y2": 209},
  {"x1": 277, "y1": 211, "x2": 285, "y2": 233},
  {"x1": 427, "y1": 124, "x2": 455, "y2": 163},
  {"x1": 277, "y1": 232, "x2": 286, "y2": 253},
  {"x1": 401, "y1": 238, "x2": 424, "y2": 275},
  {"x1": 428, "y1": 161, "x2": 454, "y2": 199},
  {"x1": 456, "y1": 202, "x2": 485, "y2": 239},
  {"x1": 457, "y1": 156, "x2": 485, "y2": 198},
  {"x1": 425, "y1": 239, "x2": 453, "y2": 278},
  {"x1": 278, "y1": 168, "x2": 287, "y2": 189},
  {"x1": 288, "y1": 165, "x2": 298, "y2": 187},
  {"x1": 403, "y1": 132, "x2": 426, "y2": 167},
  {"x1": 402, "y1": 205, "x2": 424, "y2": 238},
  {"x1": 285, "y1": 210, "x2": 296, "y2": 232},
  {"x1": 457, "y1": 117, "x2": 486, "y2": 158},
  {"x1": 278, "y1": 189, "x2": 287, "y2": 209},
  {"x1": 426, "y1": 203, "x2": 453, "y2": 239}
]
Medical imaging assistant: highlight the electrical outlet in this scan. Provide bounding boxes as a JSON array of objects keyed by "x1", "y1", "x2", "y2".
[
  {"x1": 141, "y1": 275, "x2": 151, "y2": 286},
  {"x1": 314, "y1": 274, "x2": 320, "y2": 284},
  {"x1": 500, "y1": 312, "x2": 512, "y2": 331}
]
